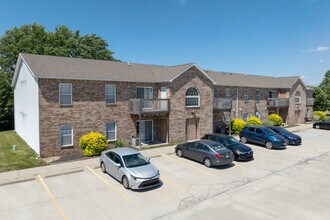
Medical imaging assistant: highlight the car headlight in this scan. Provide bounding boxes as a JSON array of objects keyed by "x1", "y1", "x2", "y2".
[{"x1": 234, "y1": 150, "x2": 242, "y2": 154}]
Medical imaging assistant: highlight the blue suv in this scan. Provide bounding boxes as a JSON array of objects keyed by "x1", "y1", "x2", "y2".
[{"x1": 239, "y1": 126, "x2": 287, "y2": 149}]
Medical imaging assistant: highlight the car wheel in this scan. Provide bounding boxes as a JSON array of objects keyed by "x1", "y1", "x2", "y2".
[
  {"x1": 265, "y1": 141, "x2": 273, "y2": 149},
  {"x1": 204, "y1": 158, "x2": 212, "y2": 168},
  {"x1": 100, "y1": 162, "x2": 106, "y2": 173},
  {"x1": 285, "y1": 139, "x2": 290, "y2": 145},
  {"x1": 177, "y1": 149, "x2": 183, "y2": 157},
  {"x1": 315, "y1": 125, "x2": 320, "y2": 129},
  {"x1": 241, "y1": 136, "x2": 247, "y2": 144},
  {"x1": 122, "y1": 176, "x2": 130, "y2": 189}
]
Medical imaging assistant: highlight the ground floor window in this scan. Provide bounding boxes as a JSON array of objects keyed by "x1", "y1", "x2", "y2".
[
  {"x1": 268, "y1": 111, "x2": 276, "y2": 115},
  {"x1": 106, "y1": 122, "x2": 116, "y2": 141},
  {"x1": 243, "y1": 113, "x2": 248, "y2": 121},
  {"x1": 60, "y1": 124, "x2": 73, "y2": 146}
]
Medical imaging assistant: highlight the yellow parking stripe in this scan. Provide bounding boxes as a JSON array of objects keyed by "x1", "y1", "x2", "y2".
[
  {"x1": 161, "y1": 176, "x2": 179, "y2": 188},
  {"x1": 161, "y1": 154, "x2": 215, "y2": 177},
  {"x1": 85, "y1": 166, "x2": 132, "y2": 203},
  {"x1": 37, "y1": 175, "x2": 68, "y2": 220}
]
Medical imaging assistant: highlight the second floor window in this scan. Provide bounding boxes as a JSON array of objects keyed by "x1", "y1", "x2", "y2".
[
  {"x1": 59, "y1": 83, "x2": 72, "y2": 105},
  {"x1": 256, "y1": 90, "x2": 260, "y2": 102},
  {"x1": 243, "y1": 89, "x2": 249, "y2": 102},
  {"x1": 105, "y1": 85, "x2": 116, "y2": 104},
  {"x1": 225, "y1": 88, "x2": 231, "y2": 98},
  {"x1": 295, "y1": 91, "x2": 301, "y2": 104},
  {"x1": 186, "y1": 87, "x2": 200, "y2": 107}
]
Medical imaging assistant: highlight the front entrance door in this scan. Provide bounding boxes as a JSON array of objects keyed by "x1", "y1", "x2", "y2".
[
  {"x1": 186, "y1": 118, "x2": 198, "y2": 140},
  {"x1": 294, "y1": 110, "x2": 300, "y2": 124},
  {"x1": 138, "y1": 120, "x2": 153, "y2": 143}
]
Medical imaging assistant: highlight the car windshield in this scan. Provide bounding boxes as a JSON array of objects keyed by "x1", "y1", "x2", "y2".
[
  {"x1": 122, "y1": 153, "x2": 150, "y2": 168},
  {"x1": 208, "y1": 142, "x2": 226, "y2": 151},
  {"x1": 263, "y1": 128, "x2": 277, "y2": 135},
  {"x1": 276, "y1": 128, "x2": 290, "y2": 134},
  {"x1": 222, "y1": 137, "x2": 240, "y2": 146}
]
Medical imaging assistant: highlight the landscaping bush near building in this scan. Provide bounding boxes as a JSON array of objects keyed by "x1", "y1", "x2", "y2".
[
  {"x1": 115, "y1": 139, "x2": 129, "y2": 148},
  {"x1": 231, "y1": 118, "x2": 246, "y2": 134},
  {"x1": 267, "y1": 114, "x2": 283, "y2": 126},
  {"x1": 80, "y1": 131, "x2": 108, "y2": 156},
  {"x1": 262, "y1": 120, "x2": 275, "y2": 126},
  {"x1": 247, "y1": 116, "x2": 261, "y2": 126},
  {"x1": 313, "y1": 111, "x2": 326, "y2": 121}
]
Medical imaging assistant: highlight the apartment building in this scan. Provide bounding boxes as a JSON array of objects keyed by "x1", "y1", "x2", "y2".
[{"x1": 12, "y1": 54, "x2": 313, "y2": 158}]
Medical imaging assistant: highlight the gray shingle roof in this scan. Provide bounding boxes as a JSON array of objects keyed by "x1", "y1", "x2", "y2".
[
  {"x1": 206, "y1": 70, "x2": 300, "y2": 89},
  {"x1": 20, "y1": 53, "x2": 193, "y2": 83},
  {"x1": 19, "y1": 53, "x2": 302, "y2": 89}
]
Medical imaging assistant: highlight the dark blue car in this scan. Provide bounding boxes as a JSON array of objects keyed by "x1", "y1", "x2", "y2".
[
  {"x1": 268, "y1": 126, "x2": 302, "y2": 145},
  {"x1": 239, "y1": 126, "x2": 287, "y2": 149}
]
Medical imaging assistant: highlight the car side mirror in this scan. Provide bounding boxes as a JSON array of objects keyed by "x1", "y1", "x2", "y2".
[
  {"x1": 115, "y1": 163, "x2": 121, "y2": 168},
  {"x1": 146, "y1": 158, "x2": 150, "y2": 162}
]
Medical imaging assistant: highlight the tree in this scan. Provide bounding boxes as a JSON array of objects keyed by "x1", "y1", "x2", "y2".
[
  {"x1": 319, "y1": 70, "x2": 330, "y2": 96},
  {"x1": 313, "y1": 86, "x2": 330, "y2": 111},
  {"x1": 0, "y1": 23, "x2": 118, "y2": 128}
]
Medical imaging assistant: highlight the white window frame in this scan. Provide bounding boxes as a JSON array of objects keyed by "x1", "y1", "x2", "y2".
[
  {"x1": 269, "y1": 90, "x2": 276, "y2": 98},
  {"x1": 60, "y1": 124, "x2": 73, "y2": 147},
  {"x1": 106, "y1": 121, "x2": 117, "y2": 141},
  {"x1": 256, "y1": 89, "x2": 261, "y2": 102},
  {"x1": 59, "y1": 83, "x2": 72, "y2": 105},
  {"x1": 136, "y1": 86, "x2": 153, "y2": 99},
  {"x1": 243, "y1": 89, "x2": 249, "y2": 102},
  {"x1": 136, "y1": 119, "x2": 154, "y2": 142},
  {"x1": 243, "y1": 113, "x2": 248, "y2": 121},
  {"x1": 185, "y1": 87, "x2": 200, "y2": 108},
  {"x1": 295, "y1": 91, "x2": 301, "y2": 104},
  {"x1": 105, "y1": 85, "x2": 116, "y2": 105},
  {"x1": 225, "y1": 88, "x2": 231, "y2": 98}
]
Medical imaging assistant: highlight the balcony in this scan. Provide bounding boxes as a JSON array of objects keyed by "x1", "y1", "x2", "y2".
[
  {"x1": 214, "y1": 98, "x2": 232, "y2": 110},
  {"x1": 267, "y1": 98, "x2": 289, "y2": 107},
  {"x1": 306, "y1": 98, "x2": 314, "y2": 106},
  {"x1": 129, "y1": 99, "x2": 169, "y2": 115}
]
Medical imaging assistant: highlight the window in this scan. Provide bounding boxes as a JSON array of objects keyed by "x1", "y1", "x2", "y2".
[
  {"x1": 59, "y1": 83, "x2": 72, "y2": 105},
  {"x1": 243, "y1": 113, "x2": 248, "y2": 121},
  {"x1": 60, "y1": 124, "x2": 73, "y2": 146},
  {"x1": 269, "y1": 90, "x2": 276, "y2": 98},
  {"x1": 255, "y1": 111, "x2": 260, "y2": 119},
  {"x1": 295, "y1": 91, "x2": 301, "y2": 104},
  {"x1": 106, "y1": 122, "x2": 116, "y2": 141},
  {"x1": 225, "y1": 88, "x2": 231, "y2": 98},
  {"x1": 185, "y1": 87, "x2": 200, "y2": 107},
  {"x1": 243, "y1": 89, "x2": 249, "y2": 102},
  {"x1": 105, "y1": 85, "x2": 116, "y2": 104},
  {"x1": 256, "y1": 90, "x2": 260, "y2": 102},
  {"x1": 248, "y1": 127, "x2": 255, "y2": 132},
  {"x1": 256, "y1": 128, "x2": 263, "y2": 135},
  {"x1": 269, "y1": 111, "x2": 276, "y2": 115},
  {"x1": 137, "y1": 87, "x2": 153, "y2": 108}
]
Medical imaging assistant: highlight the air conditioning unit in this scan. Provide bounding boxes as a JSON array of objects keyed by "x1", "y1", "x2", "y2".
[{"x1": 131, "y1": 137, "x2": 140, "y2": 147}]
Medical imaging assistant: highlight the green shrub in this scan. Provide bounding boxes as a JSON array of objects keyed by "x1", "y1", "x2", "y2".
[
  {"x1": 262, "y1": 120, "x2": 275, "y2": 126},
  {"x1": 247, "y1": 116, "x2": 261, "y2": 126},
  {"x1": 267, "y1": 114, "x2": 283, "y2": 126},
  {"x1": 313, "y1": 111, "x2": 326, "y2": 121},
  {"x1": 80, "y1": 131, "x2": 108, "y2": 156},
  {"x1": 231, "y1": 118, "x2": 246, "y2": 134},
  {"x1": 115, "y1": 139, "x2": 129, "y2": 148}
]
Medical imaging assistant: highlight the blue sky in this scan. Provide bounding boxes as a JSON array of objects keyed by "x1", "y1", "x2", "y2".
[{"x1": 0, "y1": 0, "x2": 329, "y2": 85}]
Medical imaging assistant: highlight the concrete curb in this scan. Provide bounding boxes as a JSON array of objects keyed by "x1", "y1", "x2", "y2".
[
  {"x1": 0, "y1": 176, "x2": 36, "y2": 186},
  {"x1": 44, "y1": 168, "x2": 85, "y2": 178}
]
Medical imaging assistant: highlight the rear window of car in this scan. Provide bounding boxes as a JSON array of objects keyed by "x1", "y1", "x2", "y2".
[
  {"x1": 263, "y1": 128, "x2": 276, "y2": 135},
  {"x1": 208, "y1": 142, "x2": 226, "y2": 151},
  {"x1": 248, "y1": 127, "x2": 255, "y2": 132}
]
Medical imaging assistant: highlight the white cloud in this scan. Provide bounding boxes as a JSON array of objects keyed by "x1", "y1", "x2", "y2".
[
  {"x1": 303, "y1": 46, "x2": 329, "y2": 53},
  {"x1": 178, "y1": 0, "x2": 187, "y2": 4}
]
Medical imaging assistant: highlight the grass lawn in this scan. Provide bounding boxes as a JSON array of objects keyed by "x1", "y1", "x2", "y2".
[{"x1": 0, "y1": 130, "x2": 45, "y2": 173}]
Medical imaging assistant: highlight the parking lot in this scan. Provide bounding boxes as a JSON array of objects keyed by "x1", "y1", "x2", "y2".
[{"x1": 0, "y1": 127, "x2": 329, "y2": 220}]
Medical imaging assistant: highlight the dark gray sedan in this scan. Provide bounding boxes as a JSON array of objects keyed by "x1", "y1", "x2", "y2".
[
  {"x1": 175, "y1": 140, "x2": 234, "y2": 167},
  {"x1": 100, "y1": 148, "x2": 160, "y2": 190}
]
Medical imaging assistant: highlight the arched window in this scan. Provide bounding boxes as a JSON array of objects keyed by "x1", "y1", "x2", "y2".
[
  {"x1": 185, "y1": 87, "x2": 200, "y2": 107},
  {"x1": 295, "y1": 91, "x2": 301, "y2": 104}
]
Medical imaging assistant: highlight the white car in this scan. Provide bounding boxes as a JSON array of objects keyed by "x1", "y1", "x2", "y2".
[{"x1": 100, "y1": 147, "x2": 160, "y2": 190}]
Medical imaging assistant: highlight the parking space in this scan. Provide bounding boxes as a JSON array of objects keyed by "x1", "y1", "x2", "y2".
[{"x1": 0, "y1": 128, "x2": 329, "y2": 219}]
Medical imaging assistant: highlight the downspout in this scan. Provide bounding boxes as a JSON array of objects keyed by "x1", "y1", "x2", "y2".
[{"x1": 236, "y1": 87, "x2": 239, "y2": 118}]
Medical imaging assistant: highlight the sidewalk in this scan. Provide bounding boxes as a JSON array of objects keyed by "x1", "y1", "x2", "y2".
[{"x1": 0, "y1": 123, "x2": 313, "y2": 186}]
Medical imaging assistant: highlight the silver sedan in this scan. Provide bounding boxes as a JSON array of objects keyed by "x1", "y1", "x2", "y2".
[{"x1": 100, "y1": 147, "x2": 160, "y2": 190}]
